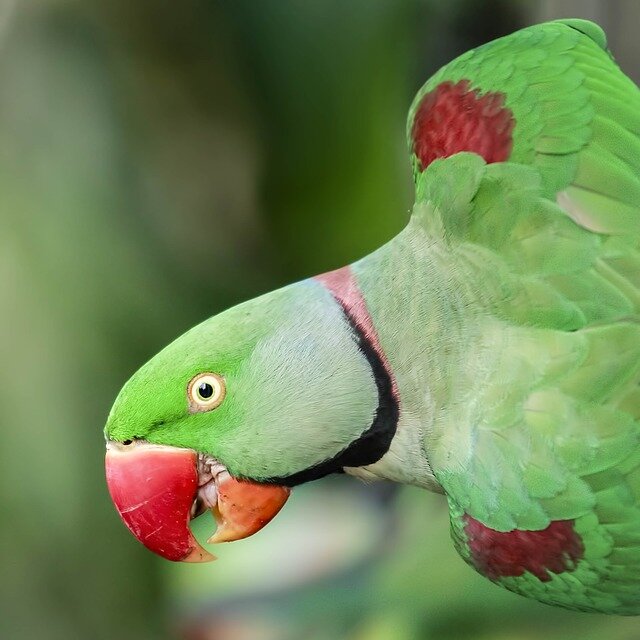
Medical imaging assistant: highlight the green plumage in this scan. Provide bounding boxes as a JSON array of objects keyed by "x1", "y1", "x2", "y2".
[
  {"x1": 105, "y1": 19, "x2": 640, "y2": 614},
  {"x1": 404, "y1": 19, "x2": 640, "y2": 613}
]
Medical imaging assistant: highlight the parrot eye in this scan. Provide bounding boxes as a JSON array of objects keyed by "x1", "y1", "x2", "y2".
[{"x1": 188, "y1": 373, "x2": 225, "y2": 412}]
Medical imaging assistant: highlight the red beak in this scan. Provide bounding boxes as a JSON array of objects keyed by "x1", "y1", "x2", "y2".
[{"x1": 105, "y1": 441, "x2": 289, "y2": 562}]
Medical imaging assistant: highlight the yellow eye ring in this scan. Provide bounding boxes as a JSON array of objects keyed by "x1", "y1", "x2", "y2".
[{"x1": 188, "y1": 373, "x2": 225, "y2": 412}]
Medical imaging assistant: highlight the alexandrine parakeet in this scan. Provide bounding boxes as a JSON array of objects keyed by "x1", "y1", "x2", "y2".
[{"x1": 105, "y1": 19, "x2": 640, "y2": 614}]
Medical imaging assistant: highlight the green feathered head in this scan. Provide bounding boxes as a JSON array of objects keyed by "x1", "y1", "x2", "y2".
[{"x1": 104, "y1": 277, "x2": 382, "y2": 561}]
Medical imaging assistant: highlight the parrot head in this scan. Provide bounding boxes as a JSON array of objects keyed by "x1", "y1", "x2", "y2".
[{"x1": 105, "y1": 277, "x2": 386, "y2": 561}]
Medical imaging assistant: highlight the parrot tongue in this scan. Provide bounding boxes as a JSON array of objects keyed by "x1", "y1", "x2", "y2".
[{"x1": 105, "y1": 441, "x2": 290, "y2": 562}]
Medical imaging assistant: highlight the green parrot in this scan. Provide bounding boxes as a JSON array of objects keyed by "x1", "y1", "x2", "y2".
[{"x1": 105, "y1": 19, "x2": 640, "y2": 614}]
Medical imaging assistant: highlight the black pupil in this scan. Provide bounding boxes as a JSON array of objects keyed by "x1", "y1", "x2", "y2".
[{"x1": 198, "y1": 382, "x2": 214, "y2": 399}]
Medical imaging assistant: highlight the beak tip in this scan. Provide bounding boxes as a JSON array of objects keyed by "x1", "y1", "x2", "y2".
[
  {"x1": 182, "y1": 547, "x2": 217, "y2": 563},
  {"x1": 206, "y1": 527, "x2": 238, "y2": 544}
]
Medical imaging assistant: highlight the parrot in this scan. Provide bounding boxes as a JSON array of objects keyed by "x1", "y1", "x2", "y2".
[{"x1": 104, "y1": 19, "x2": 640, "y2": 614}]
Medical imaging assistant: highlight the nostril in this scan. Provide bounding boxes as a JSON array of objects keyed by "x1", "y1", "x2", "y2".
[{"x1": 122, "y1": 439, "x2": 133, "y2": 446}]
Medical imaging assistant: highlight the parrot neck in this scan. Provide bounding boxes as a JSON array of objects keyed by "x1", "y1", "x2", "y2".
[
  {"x1": 267, "y1": 270, "x2": 401, "y2": 487},
  {"x1": 340, "y1": 217, "x2": 489, "y2": 490}
]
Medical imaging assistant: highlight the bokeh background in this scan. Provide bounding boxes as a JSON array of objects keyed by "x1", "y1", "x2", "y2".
[{"x1": 2, "y1": 1, "x2": 640, "y2": 639}]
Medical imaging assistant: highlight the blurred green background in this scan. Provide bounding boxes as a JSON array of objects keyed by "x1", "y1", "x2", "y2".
[{"x1": 2, "y1": 1, "x2": 640, "y2": 639}]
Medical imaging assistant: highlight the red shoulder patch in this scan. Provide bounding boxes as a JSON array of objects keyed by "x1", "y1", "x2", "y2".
[
  {"x1": 411, "y1": 80, "x2": 514, "y2": 171},
  {"x1": 464, "y1": 515, "x2": 584, "y2": 582}
]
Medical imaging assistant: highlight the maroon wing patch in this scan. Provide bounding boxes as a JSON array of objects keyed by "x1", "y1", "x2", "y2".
[
  {"x1": 464, "y1": 515, "x2": 584, "y2": 582},
  {"x1": 411, "y1": 80, "x2": 515, "y2": 171}
]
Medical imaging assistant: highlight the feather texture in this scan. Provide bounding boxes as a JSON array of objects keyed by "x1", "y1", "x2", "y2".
[
  {"x1": 105, "y1": 18, "x2": 640, "y2": 614},
  {"x1": 400, "y1": 20, "x2": 640, "y2": 612}
]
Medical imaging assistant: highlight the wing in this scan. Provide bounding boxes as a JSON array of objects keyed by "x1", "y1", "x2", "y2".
[
  {"x1": 408, "y1": 20, "x2": 640, "y2": 613},
  {"x1": 408, "y1": 19, "x2": 640, "y2": 235}
]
